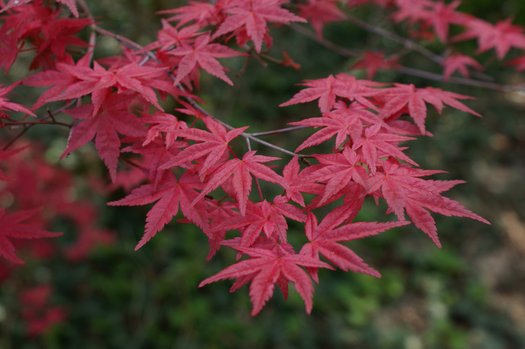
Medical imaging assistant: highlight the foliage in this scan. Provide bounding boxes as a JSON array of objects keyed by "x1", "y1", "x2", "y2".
[{"x1": 1, "y1": 0, "x2": 524, "y2": 345}]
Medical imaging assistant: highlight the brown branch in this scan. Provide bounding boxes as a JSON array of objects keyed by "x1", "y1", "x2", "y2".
[
  {"x1": 77, "y1": 0, "x2": 97, "y2": 62},
  {"x1": 344, "y1": 14, "x2": 493, "y2": 82},
  {"x1": 3, "y1": 120, "x2": 72, "y2": 128},
  {"x1": 3, "y1": 125, "x2": 32, "y2": 151},
  {"x1": 293, "y1": 25, "x2": 522, "y2": 93},
  {"x1": 345, "y1": 14, "x2": 444, "y2": 65},
  {"x1": 250, "y1": 126, "x2": 308, "y2": 137}
]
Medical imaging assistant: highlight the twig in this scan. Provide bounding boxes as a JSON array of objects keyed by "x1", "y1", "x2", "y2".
[
  {"x1": 397, "y1": 66, "x2": 509, "y2": 92},
  {"x1": 250, "y1": 126, "x2": 308, "y2": 137},
  {"x1": 293, "y1": 25, "x2": 522, "y2": 93},
  {"x1": 77, "y1": 0, "x2": 97, "y2": 62},
  {"x1": 346, "y1": 14, "x2": 494, "y2": 82},
  {"x1": 345, "y1": 14, "x2": 444, "y2": 65}
]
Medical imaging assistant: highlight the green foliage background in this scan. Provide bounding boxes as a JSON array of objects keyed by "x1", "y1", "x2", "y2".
[{"x1": 1, "y1": 1, "x2": 525, "y2": 348}]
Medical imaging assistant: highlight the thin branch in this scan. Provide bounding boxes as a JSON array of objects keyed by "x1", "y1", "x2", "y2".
[
  {"x1": 3, "y1": 125, "x2": 32, "y2": 150},
  {"x1": 250, "y1": 126, "x2": 308, "y2": 137},
  {"x1": 291, "y1": 25, "x2": 360, "y2": 58},
  {"x1": 293, "y1": 25, "x2": 522, "y2": 93},
  {"x1": 3, "y1": 120, "x2": 72, "y2": 128},
  {"x1": 345, "y1": 14, "x2": 444, "y2": 65},
  {"x1": 77, "y1": 0, "x2": 97, "y2": 62},
  {"x1": 397, "y1": 66, "x2": 509, "y2": 92},
  {"x1": 345, "y1": 14, "x2": 493, "y2": 81}
]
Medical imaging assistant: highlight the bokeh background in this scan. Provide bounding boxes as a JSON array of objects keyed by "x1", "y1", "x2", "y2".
[{"x1": 1, "y1": 0, "x2": 525, "y2": 348}]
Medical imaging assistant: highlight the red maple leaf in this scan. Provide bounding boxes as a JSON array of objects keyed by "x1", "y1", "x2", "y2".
[
  {"x1": 199, "y1": 243, "x2": 332, "y2": 315},
  {"x1": 25, "y1": 57, "x2": 169, "y2": 112},
  {"x1": 145, "y1": 20, "x2": 200, "y2": 52},
  {"x1": 213, "y1": 0, "x2": 306, "y2": 52},
  {"x1": 0, "y1": 208, "x2": 61, "y2": 264},
  {"x1": 170, "y1": 34, "x2": 245, "y2": 86},
  {"x1": 191, "y1": 151, "x2": 283, "y2": 216},
  {"x1": 160, "y1": 117, "x2": 248, "y2": 179},
  {"x1": 62, "y1": 93, "x2": 145, "y2": 181},
  {"x1": 352, "y1": 124, "x2": 417, "y2": 174},
  {"x1": 159, "y1": 1, "x2": 223, "y2": 28},
  {"x1": 428, "y1": 0, "x2": 467, "y2": 42},
  {"x1": 443, "y1": 54, "x2": 482, "y2": 80},
  {"x1": 280, "y1": 74, "x2": 383, "y2": 113},
  {"x1": 0, "y1": 83, "x2": 35, "y2": 116},
  {"x1": 298, "y1": 0, "x2": 346, "y2": 37},
  {"x1": 290, "y1": 102, "x2": 380, "y2": 152},
  {"x1": 143, "y1": 112, "x2": 188, "y2": 148},
  {"x1": 392, "y1": 0, "x2": 432, "y2": 24},
  {"x1": 453, "y1": 18, "x2": 525, "y2": 59},
  {"x1": 109, "y1": 172, "x2": 206, "y2": 250},
  {"x1": 301, "y1": 208, "x2": 409, "y2": 280},
  {"x1": 306, "y1": 147, "x2": 368, "y2": 205},
  {"x1": 351, "y1": 51, "x2": 400, "y2": 79},
  {"x1": 209, "y1": 196, "x2": 306, "y2": 248},
  {"x1": 282, "y1": 156, "x2": 323, "y2": 206},
  {"x1": 367, "y1": 159, "x2": 490, "y2": 247},
  {"x1": 379, "y1": 83, "x2": 479, "y2": 134}
]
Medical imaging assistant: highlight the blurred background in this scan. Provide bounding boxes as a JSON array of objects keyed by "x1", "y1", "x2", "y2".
[{"x1": 1, "y1": 0, "x2": 525, "y2": 348}]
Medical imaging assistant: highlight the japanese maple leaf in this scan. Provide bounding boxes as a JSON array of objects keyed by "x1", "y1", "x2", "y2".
[
  {"x1": 109, "y1": 172, "x2": 206, "y2": 250},
  {"x1": 170, "y1": 34, "x2": 244, "y2": 86},
  {"x1": 453, "y1": 18, "x2": 525, "y2": 59},
  {"x1": 392, "y1": 0, "x2": 432, "y2": 24},
  {"x1": 282, "y1": 157, "x2": 323, "y2": 206},
  {"x1": 298, "y1": 0, "x2": 346, "y2": 37},
  {"x1": 143, "y1": 112, "x2": 188, "y2": 148},
  {"x1": 367, "y1": 159, "x2": 490, "y2": 247},
  {"x1": 280, "y1": 74, "x2": 383, "y2": 113},
  {"x1": 352, "y1": 124, "x2": 417, "y2": 174},
  {"x1": 290, "y1": 102, "x2": 380, "y2": 152},
  {"x1": 443, "y1": 54, "x2": 482, "y2": 80},
  {"x1": 192, "y1": 151, "x2": 283, "y2": 216},
  {"x1": 145, "y1": 21, "x2": 200, "y2": 52},
  {"x1": 351, "y1": 51, "x2": 400, "y2": 79},
  {"x1": 428, "y1": 0, "x2": 468, "y2": 42},
  {"x1": 199, "y1": 244, "x2": 332, "y2": 315},
  {"x1": 123, "y1": 140, "x2": 186, "y2": 189},
  {"x1": 62, "y1": 93, "x2": 145, "y2": 181},
  {"x1": 159, "y1": 1, "x2": 222, "y2": 27},
  {"x1": 380, "y1": 84, "x2": 479, "y2": 134},
  {"x1": 213, "y1": 0, "x2": 306, "y2": 52},
  {"x1": 209, "y1": 196, "x2": 306, "y2": 248},
  {"x1": 160, "y1": 118, "x2": 248, "y2": 179},
  {"x1": 280, "y1": 75, "x2": 339, "y2": 113},
  {"x1": 0, "y1": 208, "x2": 61, "y2": 264},
  {"x1": 0, "y1": 84, "x2": 34, "y2": 116},
  {"x1": 301, "y1": 209, "x2": 409, "y2": 280},
  {"x1": 30, "y1": 17, "x2": 91, "y2": 70},
  {"x1": 25, "y1": 58, "x2": 168, "y2": 112},
  {"x1": 306, "y1": 148, "x2": 368, "y2": 206}
]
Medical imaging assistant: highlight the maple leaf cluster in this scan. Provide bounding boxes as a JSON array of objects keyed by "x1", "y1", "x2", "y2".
[{"x1": 2, "y1": 0, "x2": 512, "y2": 320}]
